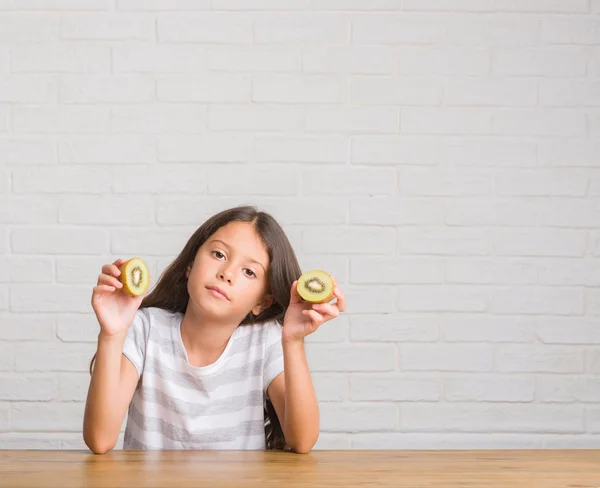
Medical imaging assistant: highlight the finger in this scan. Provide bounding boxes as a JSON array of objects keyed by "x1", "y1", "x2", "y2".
[
  {"x1": 94, "y1": 284, "x2": 116, "y2": 293},
  {"x1": 98, "y1": 274, "x2": 122, "y2": 289},
  {"x1": 289, "y1": 280, "x2": 303, "y2": 305},
  {"x1": 333, "y1": 286, "x2": 345, "y2": 313},
  {"x1": 102, "y1": 263, "x2": 122, "y2": 277},
  {"x1": 303, "y1": 309, "x2": 324, "y2": 327},
  {"x1": 312, "y1": 302, "x2": 339, "y2": 318},
  {"x1": 112, "y1": 258, "x2": 127, "y2": 267}
]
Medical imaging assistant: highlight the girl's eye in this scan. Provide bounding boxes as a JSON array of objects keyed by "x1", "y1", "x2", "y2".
[
  {"x1": 244, "y1": 269, "x2": 256, "y2": 278},
  {"x1": 213, "y1": 251, "x2": 225, "y2": 259}
]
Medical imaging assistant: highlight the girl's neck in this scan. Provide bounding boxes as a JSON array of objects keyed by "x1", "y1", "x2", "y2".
[{"x1": 179, "y1": 306, "x2": 239, "y2": 368}]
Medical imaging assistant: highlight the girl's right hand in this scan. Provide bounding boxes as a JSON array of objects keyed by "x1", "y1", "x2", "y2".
[{"x1": 91, "y1": 258, "x2": 146, "y2": 338}]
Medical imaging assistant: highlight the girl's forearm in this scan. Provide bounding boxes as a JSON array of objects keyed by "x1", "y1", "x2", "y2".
[
  {"x1": 83, "y1": 331, "x2": 127, "y2": 453},
  {"x1": 281, "y1": 339, "x2": 320, "y2": 453}
]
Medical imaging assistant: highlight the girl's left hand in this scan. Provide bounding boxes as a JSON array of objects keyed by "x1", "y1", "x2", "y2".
[{"x1": 282, "y1": 275, "x2": 346, "y2": 343}]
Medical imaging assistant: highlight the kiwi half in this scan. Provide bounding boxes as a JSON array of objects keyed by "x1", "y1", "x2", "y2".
[
  {"x1": 119, "y1": 257, "x2": 150, "y2": 297},
  {"x1": 297, "y1": 269, "x2": 334, "y2": 304}
]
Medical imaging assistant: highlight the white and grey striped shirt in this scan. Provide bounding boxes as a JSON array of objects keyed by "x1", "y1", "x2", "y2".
[{"x1": 121, "y1": 307, "x2": 285, "y2": 450}]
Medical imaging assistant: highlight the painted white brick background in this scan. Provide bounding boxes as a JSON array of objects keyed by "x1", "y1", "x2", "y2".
[{"x1": 0, "y1": 0, "x2": 599, "y2": 451}]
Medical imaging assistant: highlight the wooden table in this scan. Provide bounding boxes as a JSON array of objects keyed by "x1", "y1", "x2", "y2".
[{"x1": 1, "y1": 450, "x2": 599, "y2": 487}]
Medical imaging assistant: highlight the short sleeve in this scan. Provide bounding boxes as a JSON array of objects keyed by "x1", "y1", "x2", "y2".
[
  {"x1": 263, "y1": 322, "x2": 284, "y2": 394},
  {"x1": 122, "y1": 308, "x2": 151, "y2": 378}
]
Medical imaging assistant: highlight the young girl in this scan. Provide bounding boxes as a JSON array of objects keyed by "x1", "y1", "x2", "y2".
[{"x1": 83, "y1": 205, "x2": 346, "y2": 454}]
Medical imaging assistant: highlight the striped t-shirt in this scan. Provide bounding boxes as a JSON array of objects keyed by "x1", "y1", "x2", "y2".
[{"x1": 121, "y1": 306, "x2": 285, "y2": 450}]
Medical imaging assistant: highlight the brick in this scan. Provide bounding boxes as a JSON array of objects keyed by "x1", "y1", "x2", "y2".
[
  {"x1": 540, "y1": 199, "x2": 600, "y2": 227},
  {"x1": 493, "y1": 110, "x2": 586, "y2": 137},
  {"x1": 0, "y1": 314, "x2": 56, "y2": 341},
  {"x1": 539, "y1": 80, "x2": 600, "y2": 107},
  {"x1": 0, "y1": 228, "x2": 6, "y2": 254},
  {"x1": 0, "y1": 374, "x2": 57, "y2": 401},
  {"x1": 541, "y1": 18, "x2": 600, "y2": 45},
  {"x1": 0, "y1": 76, "x2": 57, "y2": 103},
  {"x1": 352, "y1": 15, "x2": 444, "y2": 44},
  {"x1": 351, "y1": 257, "x2": 443, "y2": 284},
  {"x1": 444, "y1": 315, "x2": 535, "y2": 343},
  {"x1": 444, "y1": 17, "x2": 539, "y2": 47},
  {"x1": 446, "y1": 258, "x2": 537, "y2": 285},
  {"x1": 112, "y1": 105, "x2": 207, "y2": 133},
  {"x1": 0, "y1": 257, "x2": 53, "y2": 283},
  {"x1": 306, "y1": 106, "x2": 398, "y2": 134},
  {"x1": 0, "y1": 138, "x2": 56, "y2": 165},
  {"x1": 303, "y1": 167, "x2": 394, "y2": 196},
  {"x1": 59, "y1": 196, "x2": 154, "y2": 225},
  {"x1": 213, "y1": 0, "x2": 308, "y2": 9},
  {"x1": 306, "y1": 344, "x2": 395, "y2": 372},
  {"x1": 492, "y1": 49, "x2": 587, "y2": 77},
  {"x1": 587, "y1": 350, "x2": 600, "y2": 373},
  {"x1": 0, "y1": 196, "x2": 57, "y2": 224},
  {"x1": 539, "y1": 141, "x2": 600, "y2": 168},
  {"x1": 404, "y1": 0, "x2": 589, "y2": 12},
  {"x1": 538, "y1": 259, "x2": 600, "y2": 286},
  {"x1": 313, "y1": 434, "x2": 350, "y2": 449},
  {"x1": 158, "y1": 13, "x2": 252, "y2": 43},
  {"x1": 207, "y1": 46, "x2": 301, "y2": 72},
  {"x1": 402, "y1": 108, "x2": 493, "y2": 135},
  {"x1": 491, "y1": 287, "x2": 584, "y2": 315},
  {"x1": 253, "y1": 74, "x2": 347, "y2": 103},
  {"x1": 60, "y1": 75, "x2": 155, "y2": 103},
  {"x1": 341, "y1": 285, "x2": 395, "y2": 314},
  {"x1": 0, "y1": 105, "x2": 8, "y2": 133},
  {"x1": 590, "y1": 110, "x2": 600, "y2": 139},
  {"x1": 350, "y1": 315, "x2": 439, "y2": 342},
  {"x1": 350, "y1": 197, "x2": 444, "y2": 226},
  {"x1": 113, "y1": 45, "x2": 205, "y2": 74},
  {"x1": 544, "y1": 435, "x2": 600, "y2": 449},
  {"x1": 259, "y1": 197, "x2": 348, "y2": 225},
  {"x1": 305, "y1": 316, "x2": 349, "y2": 343},
  {"x1": 59, "y1": 136, "x2": 155, "y2": 164},
  {"x1": 310, "y1": 0, "x2": 402, "y2": 9},
  {"x1": 351, "y1": 136, "x2": 436, "y2": 166},
  {"x1": 60, "y1": 13, "x2": 154, "y2": 40},
  {"x1": 57, "y1": 373, "x2": 90, "y2": 402},
  {"x1": 493, "y1": 229, "x2": 586, "y2": 257},
  {"x1": 396, "y1": 285, "x2": 489, "y2": 312},
  {"x1": 398, "y1": 47, "x2": 490, "y2": 76},
  {"x1": 11, "y1": 285, "x2": 92, "y2": 313},
  {"x1": 351, "y1": 374, "x2": 440, "y2": 401},
  {"x1": 496, "y1": 345, "x2": 583, "y2": 373},
  {"x1": 445, "y1": 376, "x2": 534, "y2": 402},
  {"x1": 303, "y1": 227, "x2": 395, "y2": 255},
  {"x1": 351, "y1": 433, "x2": 541, "y2": 449},
  {"x1": 0, "y1": 345, "x2": 13, "y2": 371},
  {"x1": 588, "y1": 289, "x2": 600, "y2": 316},
  {"x1": 118, "y1": 0, "x2": 209, "y2": 9},
  {"x1": 12, "y1": 44, "x2": 110, "y2": 73},
  {"x1": 57, "y1": 314, "x2": 102, "y2": 343},
  {"x1": 351, "y1": 76, "x2": 441, "y2": 105},
  {"x1": 209, "y1": 105, "x2": 303, "y2": 132},
  {"x1": 0, "y1": 286, "x2": 6, "y2": 311},
  {"x1": 401, "y1": 404, "x2": 583, "y2": 433},
  {"x1": 158, "y1": 75, "x2": 250, "y2": 103},
  {"x1": 399, "y1": 168, "x2": 493, "y2": 196},
  {"x1": 13, "y1": 166, "x2": 111, "y2": 194},
  {"x1": 445, "y1": 199, "x2": 538, "y2": 227},
  {"x1": 159, "y1": 135, "x2": 250, "y2": 163},
  {"x1": 312, "y1": 373, "x2": 348, "y2": 402},
  {"x1": 14, "y1": 106, "x2": 109, "y2": 134},
  {"x1": 303, "y1": 46, "x2": 394, "y2": 74},
  {"x1": 10, "y1": 402, "x2": 85, "y2": 432},
  {"x1": 255, "y1": 14, "x2": 348, "y2": 44},
  {"x1": 587, "y1": 408, "x2": 600, "y2": 433},
  {"x1": 7, "y1": 0, "x2": 111, "y2": 8},
  {"x1": 12, "y1": 227, "x2": 108, "y2": 255},
  {"x1": 401, "y1": 344, "x2": 493, "y2": 372},
  {"x1": 14, "y1": 342, "x2": 96, "y2": 372},
  {"x1": 208, "y1": 165, "x2": 297, "y2": 196},
  {"x1": 0, "y1": 50, "x2": 8, "y2": 74},
  {"x1": 321, "y1": 403, "x2": 397, "y2": 432},
  {"x1": 443, "y1": 79, "x2": 536, "y2": 106},
  {"x1": 55, "y1": 257, "x2": 105, "y2": 285},
  {"x1": 537, "y1": 376, "x2": 600, "y2": 403},
  {"x1": 111, "y1": 229, "x2": 191, "y2": 255},
  {"x1": 0, "y1": 13, "x2": 57, "y2": 42},
  {"x1": 0, "y1": 434, "x2": 61, "y2": 450},
  {"x1": 537, "y1": 317, "x2": 600, "y2": 345},
  {"x1": 254, "y1": 136, "x2": 347, "y2": 163},
  {"x1": 396, "y1": 228, "x2": 491, "y2": 256},
  {"x1": 297, "y1": 255, "x2": 347, "y2": 283}
]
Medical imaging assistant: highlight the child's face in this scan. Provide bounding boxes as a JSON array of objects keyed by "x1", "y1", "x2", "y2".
[{"x1": 186, "y1": 221, "x2": 272, "y2": 320}]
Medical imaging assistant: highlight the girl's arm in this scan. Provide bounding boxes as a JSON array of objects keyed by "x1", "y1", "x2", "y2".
[{"x1": 83, "y1": 333, "x2": 139, "y2": 454}]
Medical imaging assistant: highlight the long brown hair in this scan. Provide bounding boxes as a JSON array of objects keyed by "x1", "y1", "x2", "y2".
[{"x1": 90, "y1": 205, "x2": 302, "y2": 450}]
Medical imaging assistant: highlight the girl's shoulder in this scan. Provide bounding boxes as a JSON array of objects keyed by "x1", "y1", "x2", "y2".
[{"x1": 134, "y1": 306, "x2": 183, "y2": 332}]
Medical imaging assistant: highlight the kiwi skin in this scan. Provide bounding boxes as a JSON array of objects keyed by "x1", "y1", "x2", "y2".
[
  {"x1": 297, "y1": 269, "x2": 334, "y2": 304},
  {"x1": 118, "y1": 257, "x2": 150, "y2": 297}
]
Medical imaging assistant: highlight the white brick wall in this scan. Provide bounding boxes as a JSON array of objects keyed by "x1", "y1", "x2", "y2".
[{"x1": 0, "y1": 0, "x2": 599, "y2": 451}]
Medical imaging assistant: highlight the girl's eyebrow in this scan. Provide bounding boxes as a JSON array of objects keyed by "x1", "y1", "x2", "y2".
[{"x1": 209, "y1": 239, "x2": 266, "y2": 272}]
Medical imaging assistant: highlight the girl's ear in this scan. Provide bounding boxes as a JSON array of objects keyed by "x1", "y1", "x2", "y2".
[{"x1": 252, "y1": 293, "x2": 274, "y2": 316}]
